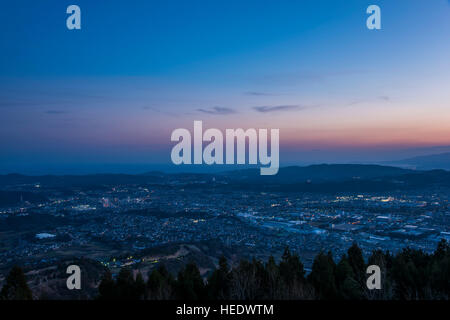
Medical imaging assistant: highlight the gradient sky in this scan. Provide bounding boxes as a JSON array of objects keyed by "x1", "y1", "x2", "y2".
[{"x1": 1, "y1": 0, "x2": 449, "y2": 173}]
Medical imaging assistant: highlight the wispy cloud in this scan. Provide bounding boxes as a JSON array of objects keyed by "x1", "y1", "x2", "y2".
[
  {"x1": 142, "y1": 106, "x2": 178, "y2": 117},
  {"x1": 243, "y1": 91, "x2": 278, "y2": 96},
  {"x1": 252, "y1": 70, "x2": 366, "y2": 86},
  {"x1": 345, "y1": 95, "x2": 390, "y2": 107},
  {"x1": 252, "y1": 105, "x2": 305, "y2": 113},
  {"x1": 0, "y1": 99, "x2": 61, "y2": 108},
  {"x1": 45, "y1": 110, "x2": 68, "y2": 115},
  {"x1": 197, "y1": 106, "x2": 236, "y2": 115}
]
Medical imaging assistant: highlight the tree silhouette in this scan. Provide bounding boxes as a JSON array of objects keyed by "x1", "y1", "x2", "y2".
[
  {"x1": 207, "y1": 256, "x2": 231, "y2": 299},
  {"x1": 308, "y1": 251, "x2": 337, "y2": 299},
  {"x1": 147, "y1": 265, "x2": 175, "y2": 300},
  {"x1": 335, "y1": 255, "x2": 361, "y2": 299},
  {"x1": 175, "y1": 262, "x2": 206, "y2": 300},
  {"x1": 347, "y1": 242, "x2": 365, "y2": 286},
  {"x1": 94, "y1": 240, "x2": 450, "y2": 300},
  {"x1": 0, "y1": 266, "x2": 32, "y2": 300},
  {"x1": 98, "y1": 270, "x2": 116, "y2": 300},
  {"x1": 134, "y1": 272, "x2": 146, "y2": 300}
]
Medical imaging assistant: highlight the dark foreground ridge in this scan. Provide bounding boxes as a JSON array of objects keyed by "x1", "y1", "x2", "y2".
[{"x1": 1, "y1": 240, "x2": 449, "y2": 300}]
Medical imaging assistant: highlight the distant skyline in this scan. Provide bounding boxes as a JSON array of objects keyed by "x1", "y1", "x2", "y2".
[{"x1": 1, "y1": 0, "x2": 450, "y2": 173}]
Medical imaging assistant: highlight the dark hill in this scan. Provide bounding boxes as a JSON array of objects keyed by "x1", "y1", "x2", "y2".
[
  {"x1": 387, "y1": 152, "x2": 450, "y2": 170},
  {"x1": 221, "y1": 164, "x2": 415, "y2": 183}
]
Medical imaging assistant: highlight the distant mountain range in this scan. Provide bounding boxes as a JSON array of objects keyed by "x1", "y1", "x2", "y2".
[
  {"x1": 384, "y1": 152, "x2": 450, "y2": 170},
  {"x1": 220, "y1": 164, "x2": 413, "y2": 183},
  {"x1": 1, "y1": 164, "x2": 449, "y2": 197},
  {"x1": 0, "y1": 164, "x2": 412, "y2": 186}
]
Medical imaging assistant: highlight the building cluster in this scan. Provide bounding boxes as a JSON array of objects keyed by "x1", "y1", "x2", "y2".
[{"x1": 1, "y1": 181, "x2": 449, "y2": 270}]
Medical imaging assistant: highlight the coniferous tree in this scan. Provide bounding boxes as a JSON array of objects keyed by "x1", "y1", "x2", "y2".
[
  {"x1": 134, "y1": 272, "x2": 146, "y2": 300},
  {"x1": 207, "y1": 256, "x2": 231, "y2": 299},
  {"x1": 279, "y1": 247, "x2": 307, "y2": 298},
  {"x1": 115, "y1": 267, "x2": 136, "y2": 299},
  {"x1": 391, "y1": 247, "x2": 430, "y2": 299},
  {"x1": 229, "y1": 258, "x2": 265, "y2": 300},
  {"x1": 430, "y1": 239, "x2": 450, "y2": 298},
  {"x1": 279, "y1": 247, "x2": 305, "y2": 284},
  {"x1": 98, "y1": 270, "x2": 116, "y2": 300},
  {"x1": 347, "y1": 242, "x2": 365, "y2": 285},
  {"x1": 308, "y1": 251, "x2": 338, "y2": 299},
  {"x1": 148, "y1": 265, "x2": 175, "y2": 299},
  {"x1": 264, "y1": 256, "x2": 281, "y2": 299},
  {"x1": 176, "y1": 262, "x2": 206, "y2": 300},
  {"x1": 0, "y1": 266, "x2": 32, "y2": 300},
  {"x1": 335, "y1": 255, "x2": 362, "y2": 299}
]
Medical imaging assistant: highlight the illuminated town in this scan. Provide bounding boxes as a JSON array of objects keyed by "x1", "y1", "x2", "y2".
[{"x1": 1, "y1": 169, "x2": 448, "y2": 278}]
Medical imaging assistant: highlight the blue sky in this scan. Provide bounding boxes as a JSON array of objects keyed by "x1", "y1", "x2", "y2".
[{"x1": 0, "y1": 0, "x2": 449, "y2": 173}]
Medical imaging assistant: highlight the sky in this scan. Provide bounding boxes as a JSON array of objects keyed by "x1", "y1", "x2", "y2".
[{"x1": 0, "y1": 0, "x2": 449, "y2": 174}]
